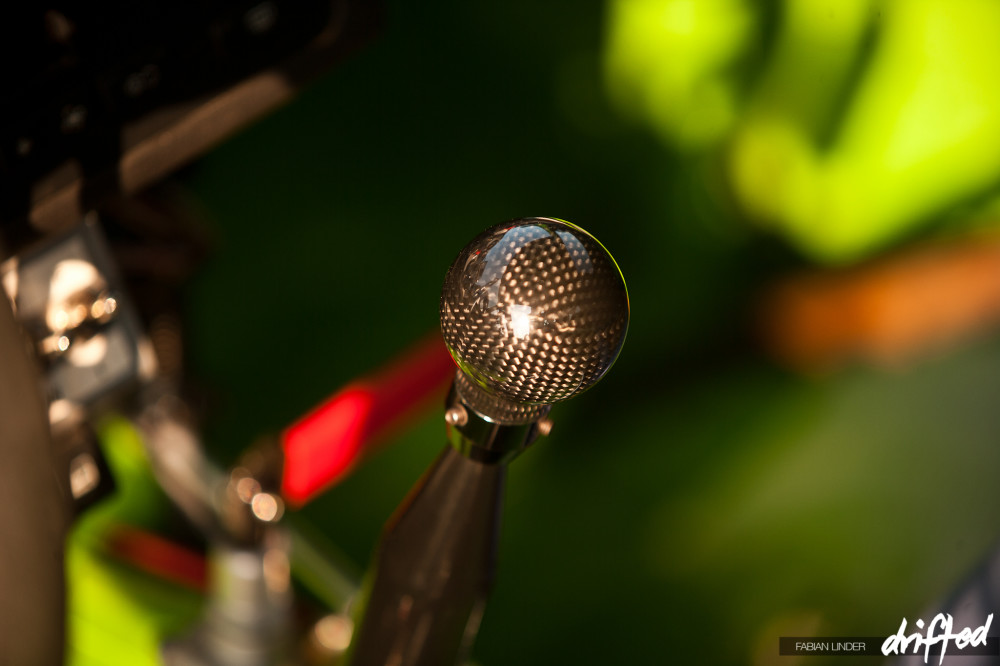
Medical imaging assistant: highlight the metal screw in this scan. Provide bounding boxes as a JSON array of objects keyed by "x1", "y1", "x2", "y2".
[{"x1": 444, "y1": 405, "x2": 468, "y2": 426}]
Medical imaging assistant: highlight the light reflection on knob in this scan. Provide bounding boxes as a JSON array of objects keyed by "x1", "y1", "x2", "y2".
[{"x1": 440, "y1": 217, "x2": 629, "y2": 406}]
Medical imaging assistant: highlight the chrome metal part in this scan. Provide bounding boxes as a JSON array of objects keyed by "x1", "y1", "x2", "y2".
[
  {"x1": 162, "y1": 533, "x2": 293, "y2": 666},
  {"x1": 445, "y1": 377, "x2": 549, "y2": 465},
  {"x1": 137, "y1": 395, "x2": 225, "y2": 537},
  {"x1": 343, "y1": 446, "x2": 504, "y2": 666},
  {"x1": 1, "y1": 215, "x2": 156, "y2": 412},
  {"x1": 444, "y1": 405, "x2": 468, "y2": 427}
]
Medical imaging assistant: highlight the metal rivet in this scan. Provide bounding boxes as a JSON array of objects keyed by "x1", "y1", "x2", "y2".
[{"x1": 444, "y1": 405, "x2": 468, "y2": 426}]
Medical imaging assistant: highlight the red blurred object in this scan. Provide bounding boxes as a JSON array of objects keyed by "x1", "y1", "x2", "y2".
[
  {"x1": 106, "y1": 525, "x2": 207, "y2": 591},
  {"x1": 281, "y1": 335, "x2": 456, "y2": 507}
]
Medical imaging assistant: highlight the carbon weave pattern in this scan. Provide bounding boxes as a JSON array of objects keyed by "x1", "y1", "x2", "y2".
[
  {"x1": 452, "y1": 370, "x2": 551, "y2": 424},
  {"x1": 440, "y1": 218, "x2": 628, "y2": 405}
]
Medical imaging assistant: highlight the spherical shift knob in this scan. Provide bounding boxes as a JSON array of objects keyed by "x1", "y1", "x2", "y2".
[{"x1": 440, "y1": 217, "x2": 629, "y2": 411}]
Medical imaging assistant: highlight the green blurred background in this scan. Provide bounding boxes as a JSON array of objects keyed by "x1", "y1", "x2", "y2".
[{"x1": 92, "y1": 0, "x2": 1000, "y2": 663}]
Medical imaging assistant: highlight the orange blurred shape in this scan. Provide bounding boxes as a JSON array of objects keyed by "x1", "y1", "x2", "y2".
[
  {"x1": 760, "y1": 232, "x2": 1000, "y2": 372},
  {"x1": 281, "y1": 334, "x2": 456, "y2": 507}
]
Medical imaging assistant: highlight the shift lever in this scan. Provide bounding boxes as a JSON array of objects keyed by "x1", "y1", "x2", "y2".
[{"x1": 344, "y1": 217, "x2": 629, "y2": 665}]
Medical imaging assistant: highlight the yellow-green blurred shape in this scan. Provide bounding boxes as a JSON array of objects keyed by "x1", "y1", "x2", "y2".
[
  {"x1": 730, "y1": 0, "x2": 1000, "y2": 262},
  {"x1": 68, "y1": 542, "x2": 199, "y2": 666},
  {"x1": 604, "y1": 0, "x2": 755, "y2": 148},
  {"x1": 67, "y1": 417, "x2": 200, "y2": 665},
  {"x1": 747, "y1": 0, "x2": 875, "y2": 139},
  {"x1": 729, "y1": 0, "x2": 872, "y2": 224}
]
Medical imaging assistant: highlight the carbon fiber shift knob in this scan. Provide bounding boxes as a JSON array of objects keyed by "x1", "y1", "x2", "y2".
[
  {"x1": 440, "y1": 217, "x2": 629, "y2": 410},
  {"x1": 346, "y1": 219, "x2": 628, "y2": 665}
]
